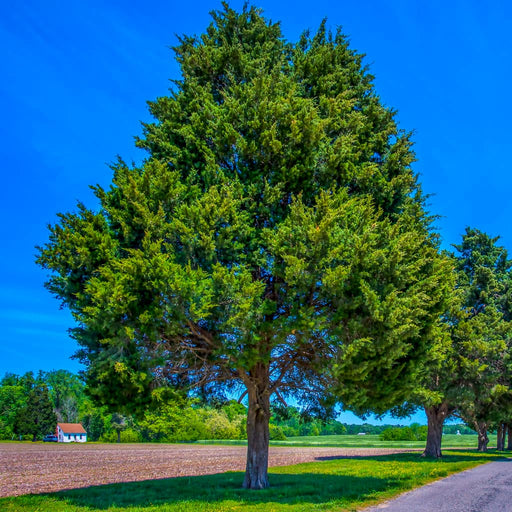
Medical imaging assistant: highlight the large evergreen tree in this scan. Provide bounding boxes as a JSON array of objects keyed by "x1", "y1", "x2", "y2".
[{"x1": 37, "y1": 4, "x2": 451, "y2": 488}]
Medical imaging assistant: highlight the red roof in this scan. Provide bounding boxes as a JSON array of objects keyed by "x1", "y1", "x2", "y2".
[{"x1": 57, "y1": 423, "x2": 87, "y2": 434}]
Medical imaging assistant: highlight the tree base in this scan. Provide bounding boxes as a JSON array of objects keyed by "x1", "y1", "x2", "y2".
[
  {"x1": 242, "y1": 474, "x2": 270, "y2": 490},
  {"x1": 421, "y1": 450, "x2": 442, "y2": 459}
]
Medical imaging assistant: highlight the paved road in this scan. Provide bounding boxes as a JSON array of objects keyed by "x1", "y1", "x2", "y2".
[{"x1": 365, "y1": 460, "x2": 512, "y2": 511}]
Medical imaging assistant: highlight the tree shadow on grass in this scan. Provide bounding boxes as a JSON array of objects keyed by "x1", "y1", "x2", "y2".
[
  {"x1": 46, "y1": 472, "x2": 397, "y2": 510},
  {"x1": 11, "y1": 452, "x2": 508, "y2": 511}
]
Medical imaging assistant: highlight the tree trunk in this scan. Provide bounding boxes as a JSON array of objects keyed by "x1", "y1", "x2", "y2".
[
  {"x1": 243, "y1": 364, "x2": 271, "y2": 490},
  {"x1": 475, "y1": 421, "x2": 489, "y2": 452},
  {"x1": 497, "y1": 423, "x2": 505, "y2": 451},
  {"x1": 507, "y1": 424, "x2": 512, "y2": 451},
  {"x1": 422, "y1": 404, "x2": 448, "y2": 458},
  {"x1": 117, "y1": 430, "x2": 121, "y2": 443}
]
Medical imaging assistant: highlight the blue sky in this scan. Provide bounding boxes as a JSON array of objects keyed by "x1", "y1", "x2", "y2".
[{"x1": 1, "y1": 0, "x2": 510, "y2": 424}]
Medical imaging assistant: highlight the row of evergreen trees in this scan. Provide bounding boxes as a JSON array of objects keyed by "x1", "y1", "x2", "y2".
[{"x1": 410, "y1": 228, "x2": 512, "y2": 456}]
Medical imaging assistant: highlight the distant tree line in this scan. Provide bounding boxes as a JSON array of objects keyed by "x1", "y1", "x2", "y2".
[
  {"x1": 380, "y1": 424, "x2": 428, "y2": 441},
  {"x1": 0, "y1": 369, "x2": 490, "y2": 444},
  {"x1": 0, "y1": 370, "x2": 348, "y2": 442}
]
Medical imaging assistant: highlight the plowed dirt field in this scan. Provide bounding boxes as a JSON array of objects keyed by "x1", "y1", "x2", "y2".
[{"x1": 0, "y1": 442, "x2": 414, "y2": 497}]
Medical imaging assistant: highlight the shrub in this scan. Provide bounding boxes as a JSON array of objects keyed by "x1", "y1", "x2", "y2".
[
  {"x1": 280, "y1": 425, "x2": 299, "y2": 437},
  {"x1": 203, "y1": 409, "x2": 241, "y2": 439},
  {"x1": 120, "y1": 428, "x2": 142, "y2": 442},
  {"x1": 269, "y1": 424, "x2": 286, "y2": 441},
  {"x1": 380, "y1": 426, "x2": 427, "y2": 441},
  {"x1": 412, "y1": 425, "x2": 428, "y2": 441}
]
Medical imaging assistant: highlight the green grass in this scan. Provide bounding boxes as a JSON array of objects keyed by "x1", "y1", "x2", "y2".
[
  {"x1": 1, "y1": 450, "x2": 508, "y2": 512},
  {"x1": 194, "y1": 433, "x2": 495, "y2": 449}
]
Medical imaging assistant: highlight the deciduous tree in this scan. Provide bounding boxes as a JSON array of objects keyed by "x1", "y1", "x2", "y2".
[
  {"x1": 0, "y1": 374, "x2": 26, "y2": 440},
  {"x1": 45, "y1": 369, "x2": 85, "y2": 422}
]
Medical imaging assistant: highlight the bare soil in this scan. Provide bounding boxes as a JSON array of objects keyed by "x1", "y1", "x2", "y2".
[{"x1": 0, "y1": 442, "x2": 414, "y2": 497}]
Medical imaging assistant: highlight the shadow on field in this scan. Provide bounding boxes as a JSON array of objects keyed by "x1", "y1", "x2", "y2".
[
  {"x1": 49, "y1": 472, "x2": 393, "y2": 510},
  {"x1": 42, "y1": 452, "x2": 507, "y2": 510}
]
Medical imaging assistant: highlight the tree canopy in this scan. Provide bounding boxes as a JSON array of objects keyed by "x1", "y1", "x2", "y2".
[{"x1": 37, "y1": 3, "x2": 452, "y2": 488}]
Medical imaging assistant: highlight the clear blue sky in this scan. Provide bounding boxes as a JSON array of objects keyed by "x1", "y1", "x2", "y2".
[{"x1": 1, "y1": 0, "x2": 510, "y2": 425}]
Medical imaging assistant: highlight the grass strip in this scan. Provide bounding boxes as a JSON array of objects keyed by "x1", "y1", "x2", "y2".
[{"x1": 193, "y1": 433, "x2": 497, "y2": 449}]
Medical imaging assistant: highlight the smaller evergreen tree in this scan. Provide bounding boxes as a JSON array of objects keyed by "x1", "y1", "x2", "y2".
[
  {"x1": 406, "y1": 227, "x2": 512, "y2": 456},
  {"x1": 14, "y1": 382, "x2": 57, "y2": 441}
]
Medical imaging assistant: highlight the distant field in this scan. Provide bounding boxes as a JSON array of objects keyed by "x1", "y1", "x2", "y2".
[
  {"x1": 195, "y1": 433, "x2": 495, "y2": 449},
  {"x1": 281, "y1": 434, "x2": 496, "y2": 449}
]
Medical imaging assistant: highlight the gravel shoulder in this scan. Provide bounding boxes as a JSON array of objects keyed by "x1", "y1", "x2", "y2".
[{"x1": 0, "y1": 442, "x2": 414, "y2": 497}]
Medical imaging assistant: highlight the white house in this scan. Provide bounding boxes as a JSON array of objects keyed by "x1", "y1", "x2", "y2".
[{"x1": 56, "y1": 423, "x2": 87, "y2": 443}]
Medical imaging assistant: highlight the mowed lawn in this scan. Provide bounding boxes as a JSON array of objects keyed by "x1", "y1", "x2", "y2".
[
  {"x1": 1, "y1": 448, "x2": 507, "y2": 512},
  {"x1": 196, "y1": 433, "x2": 496, "y2": 449}
]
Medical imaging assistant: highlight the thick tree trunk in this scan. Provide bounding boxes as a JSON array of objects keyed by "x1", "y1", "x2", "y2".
[
  {"x1": 475, "y1": 421, "x2": 489, "y2": 452},
  {"x1": 497, "y1": 423, "x2": 505, "y2": 451},
  {"x1": 243, "y1": 364, "x2": 271, "y2": 490},
  {"x1": 117, "y1": 430, "x2": 121, "y2": 443},
  {"x1": 507, "y1": 424, "x2": 512, "y2": 450},
  {"x1": 422, "y1": 404, "x2": 448, "y2": 458}
]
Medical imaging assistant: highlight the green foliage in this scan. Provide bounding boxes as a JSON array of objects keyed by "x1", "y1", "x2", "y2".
[
  {"x1": 402, "y1": 227, "x2": 512, "y2": 456},
  {"x1": 203, "y1": 409, "x2": 245, "y2": 440},
  {"x1": 100, "y1": 427, "x2": 142, "y2": 443},
  {"x1": 450, "y1": 229, "x2": 512, "y2": 438},
  {"x1": 319, "y1": 421, "x2": 346, "y2": 435},
  {"x1": 79, "y1": 398, "x2": 109, "y2": 441},
  {"x1": 136, "y1": 396, "x2": 248, "y2": 442},
  {"x1": 0, "y1": 377, "x2": 27, "y2": 440},
  {"x1": 45, "y1": 370, "x2": 85, "y2": 423},
  {"x1": 221, "y1": 400, "x2": 247, "y2": 421},
  {"x1": 343, "y1": 423, "x2": 388, "y2": 435},
  {"x1": 138, "y1": 394, "x2": 206, "y2": 442},
  {"x1": 414, "y1": 425, "x2": 429, "y2": 440},
  {"x1": 13, "y1": 378, "x2": 57, "y2": 441},
  {"x1": 268, "y1": 424, "x2": 286, "y2": 440},
  {"x1": 443, "y1": 424, "x2": 475, "y2": 435},
  {"x1": 36, "y1": 3, "x2": 452, "y2": 431},
  {"x1": 380, "y1": 424, "x2": 427, "y2": 441},
  {"x1": 269, "y1": 405, "x2": 346, "y2": 437}
]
